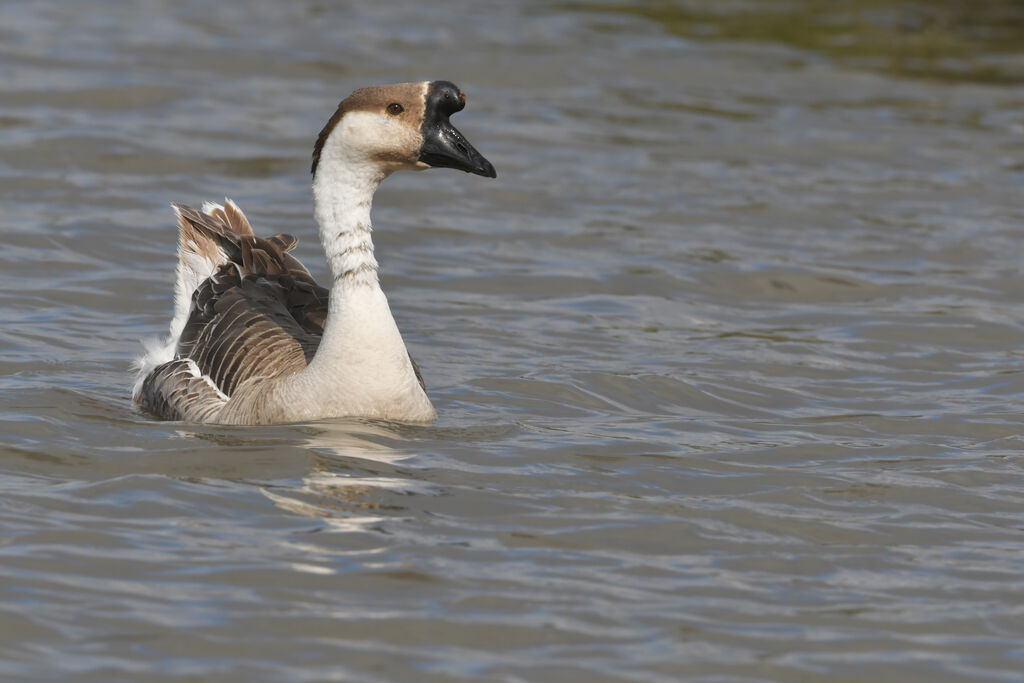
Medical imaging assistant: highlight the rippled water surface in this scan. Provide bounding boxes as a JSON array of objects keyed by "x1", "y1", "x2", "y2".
[{"x1": 3, "y1": 1, "x2": 1024, "y2": 681}]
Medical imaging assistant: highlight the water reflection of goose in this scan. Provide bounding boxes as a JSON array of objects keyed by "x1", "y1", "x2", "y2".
[
  {"x1": 133, "y1": 81, "x2": 496, "y2": 425},
  {"x1": 261, "y1": 420, "x2": 438, "y2": 537}
]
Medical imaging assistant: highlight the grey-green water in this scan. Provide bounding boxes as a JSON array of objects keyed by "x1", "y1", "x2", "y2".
[{"x1": 2, "y1": 1, "x2": 1024, "y2": 681}]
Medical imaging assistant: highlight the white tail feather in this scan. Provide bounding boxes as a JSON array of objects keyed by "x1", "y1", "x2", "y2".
[{"x1": 131, "y1": 202, "x2": 236, "y2": 399}]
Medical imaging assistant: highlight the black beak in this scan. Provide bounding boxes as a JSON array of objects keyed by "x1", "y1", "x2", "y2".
[{"x1": 418, "y1": 81, "x2": 496, "y2": 179}]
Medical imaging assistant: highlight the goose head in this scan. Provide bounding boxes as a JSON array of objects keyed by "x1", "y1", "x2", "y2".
[{"x1": 311, "y1": 80, "x2": 496, "y2": 180}]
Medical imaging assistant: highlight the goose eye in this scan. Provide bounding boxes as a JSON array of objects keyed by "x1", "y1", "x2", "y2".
[{"x1": 386, "y1": 103, "x2": 404, "y2": 116}]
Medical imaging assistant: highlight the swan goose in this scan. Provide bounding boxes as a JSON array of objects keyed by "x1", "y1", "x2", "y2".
[{"x1": 132, "y1": 81, "x2": 496, "y2": 425}]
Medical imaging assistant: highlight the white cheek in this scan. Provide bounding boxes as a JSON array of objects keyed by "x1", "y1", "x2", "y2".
[
  {"x1": 340, "y1": 112, "x2": 393, "y2": 153},
  {"x1": 329, "y1": 111, "x2": 418, "y2": 164}
]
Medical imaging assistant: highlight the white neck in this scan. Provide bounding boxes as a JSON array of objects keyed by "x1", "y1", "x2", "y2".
[
  {"x1": 281, "y1": 154, "x2": 435, "y2": 423},
  {"x1": 314, "y1": 161, "x2": 383, "y2": 291}
]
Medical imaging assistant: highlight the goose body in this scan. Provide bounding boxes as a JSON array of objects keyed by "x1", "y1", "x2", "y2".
[{"x1": 132, "y1": 81, "x2": 495, "y2": 425}]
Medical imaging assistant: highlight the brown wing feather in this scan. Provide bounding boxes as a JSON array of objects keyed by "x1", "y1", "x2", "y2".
[
  {"x1": 179, "y1": 268, "x2": 328, "y2": 397},
  {"x1": 208, "y1": 200, "x2": 254, "y2": 237},
  {"x1": 138, "y1": 359, "x2": 227, "y2": 422}
]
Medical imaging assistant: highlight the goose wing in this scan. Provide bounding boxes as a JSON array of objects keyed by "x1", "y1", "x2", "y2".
[{"x1": 138, "y1": 204, "x2": 330, "y2": 421}]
